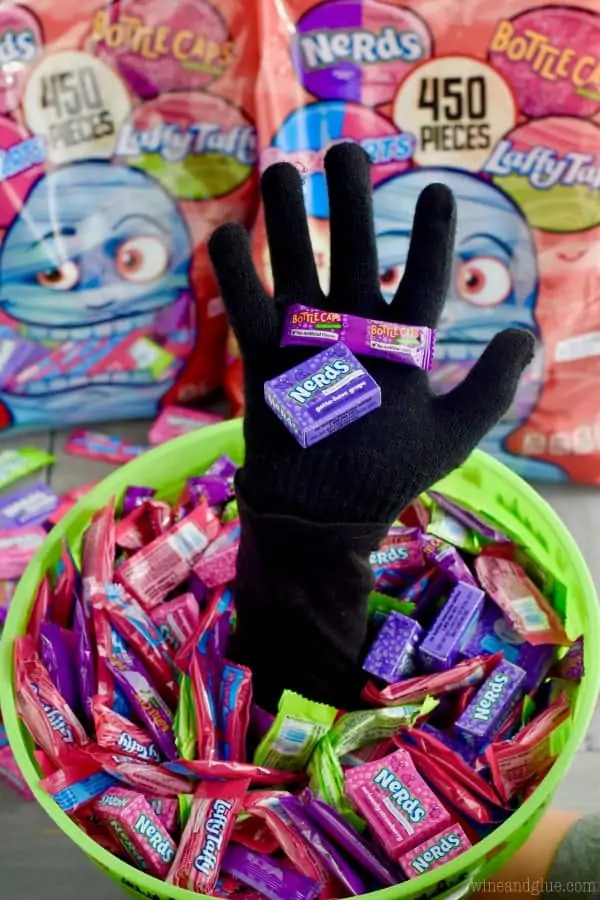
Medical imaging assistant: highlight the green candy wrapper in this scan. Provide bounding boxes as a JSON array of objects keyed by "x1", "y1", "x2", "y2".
[
  {"x1": 0, "y1": 448, "x2": 54, "y2": 491},
  {"x1": 426, "y1": 504, "x2": 482, "y2": 554},
  {"x1": 178, "y1": 793, "x2": 193, "y2": 831},
  {"x1": 253, "y1": 690, "x2": 336, "y2": 772},
  {"x1": 221, "y1": 499, "x2": 239, "y2": 524},
  {"x1": 328, "y1": 699, "x2": 438, "y2": 759},
  {"x1": 308, "y1": 735, "x2": 366, "y2": 832},
  {"x1": 174, "y1": 674, "x2": 197, "y2": 761}
]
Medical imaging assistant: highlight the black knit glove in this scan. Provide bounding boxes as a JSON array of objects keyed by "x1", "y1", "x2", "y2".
[{"x1": 209, "y1": 143, "x2": 534, "y2": 526}]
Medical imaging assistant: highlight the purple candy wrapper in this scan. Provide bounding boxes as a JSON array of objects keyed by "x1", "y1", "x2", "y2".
[
  {"x1": 39, "y1": 622, "x2": 79, "y2": 715},
  {"x1": 419, "y1": 723, "x2": 478, "y2": 765},
  {"x1": 300, "y1": 790, "x2": 399, "y2": 887},
  {"x1": 123, "y1": 486, "x2": 156, "y2": 516},
  {"x1": 455, "y1": 660, "x2": 526, "y2": 748},
  {"x1": 264, "y1": 344, "x2": 381, "y2": 448},
  {"x1": 187, "y1": 476, "x2": 232, "y2": 508},
  {"x1": 363, "y1": 611, "x2": 423, "y2": 683},
  {"x1": 422, "y1": 536, "x2": 477, "y2": 586},
  {"x1": 206, "y1": 455, "x2": 237, "y2": 480},
  {"x1": 222, "y1": 843, "x2": 321, "y2": 900},
  {"x1": 0, "y1": 482, "x2": 59, "y2": 529},
  {"x1": 279, "y1": 794, "x2": 367, "y2": 895},
  {"x1": 555, "y1": 636, "x2": 584, "y2": 681},
  {"x1": 428, "y1": 492, "x2": 509, "y2": 543},
  {"x1": 460, "y1": 601, "x2": 555, "y2": 693},
  {"x1": 73, "y1": 597, "x2": 95, "y2": 724},
  {"x1": 106, "y1": 623, "x2": 177, "y2": 760},
  {"x1": 282, "y1": 305, "x2": 436, "y2": 371},
  {"x1": 0, "y1": 579, "x2": 17, "y2": 626},
  {"x1": 419, "y1": 582, "x2": 485, "y2": 672}
]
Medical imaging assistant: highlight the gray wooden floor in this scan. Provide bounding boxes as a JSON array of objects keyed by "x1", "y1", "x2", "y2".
[{"x1": 1, "y1": 421, "x2": 599, "y2": 897}]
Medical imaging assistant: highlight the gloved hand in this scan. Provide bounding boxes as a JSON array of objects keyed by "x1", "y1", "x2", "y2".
[
  {"x1": 207, "y1": 144, "x2": 535, "y2": 711},
  {"x1": 209, "y1": 143, "x2": 534, "y2": 527}
]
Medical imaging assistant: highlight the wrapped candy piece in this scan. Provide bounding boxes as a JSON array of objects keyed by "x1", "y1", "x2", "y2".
[
  {"x1": 193, "y1": 522, "x2": 240, "y2": 589},
  {"x1": 0, "y1": 447, "x2": 54, "y2": 490},
  {"x1": 65, "y1": 430, "x2": 148, "y2": 465},
  {"x1": 222, "y1": 843, "x2": 321, "y2": 900},
  {"x1": 93, "y1": 698, "x2": 162, "y2": 764},
  {"x1": 426, "y1": 506, "x2": 482, "y2": 554},
  {"x1": 73, "y1": 595, "x2": 96, "y2": 724},
  {"x1": 150, "y1": 593, "x2": 200, "y2": 654},
  {"x1": 554, "y1": 636, "x2": 584, "y2": 681},
  {"x1": 187, "y1": 475, "x2": 234, "y2": 508},
  {"x1": 28, "y1": 575, "x2": 51, "y2": 644},
  {"x1": 427, "y1": 492, "x2": 509, "y2": 543},
  {"x1": 115, "y1": 504, "x2": 220, "y2": 610},
  {"x1": 206, "y1": 455, "x2": 238, "y2": 479},
  {"x1": 167, "y1": 779, "x2": 249, "y2": 892},
  {"x1": 363, "y1": 611, "x2": 423, "y2": 683},
  {"x1": 308, "y1": 735, "x2": 366, "y2": 832},
  {"x1": 0, "y1": 482, "x2": 59, "y2": 529},
  {"x1": 147, "y1": 796, "x2": 179, "y2": 835},
  {"x1": 90, "y1": 750, "x2": 193, "y2": 797},
  {"x1": 164, "y1": 758, "x2": 300, "y2": 786},
  {"x1": 344, "y1": 748, "x2": 452, "y2": 858},
  {"x1": 42, "y1": 761, "x2": 117, "y2": 814},
  {"x1": 51, "y1": 544, "x2": 79, "y2": 628},
  {"x1": 422, "y1": 535, "x2": 477, "y2": 586},
  {"x1": 115, "y1": 501, "x2": 172, "y2": 553},
  {"x1": 370, "y1": 541, "x2": 425, "y2": 573},
  {"x1": 475, "y1": 557, "x2": 570, "y2": 646},
  {"x1": 418, "y1": 582, "x2": 485, "y2": 672},
  {"x1": 254, "y1": 690, "x2": 336, "y2": 772},
  {"x1": 328, "y1": 701, "x2": 435, "y2": 760},
  {"x1": 122, "y1": 486, "x2": 156, "y2": 516},
  {"x1": 0, "y1": 579, "x2": 17, "y2": 628},
  {"x1": 82, "y1": 500, "x2": 115, "y2": 584},
  {"x1": 219, "y1": 661, "x2": 252, "y2": 762},
  {"x1": 14, "y1": 635, "x2": 88, "y2": 768},
  {"x1": 149, "y1": 405, "x2": 223, "y2": 445},
  {"x1": 0, "y1": 526, "x2": 47, "y2": 580},
  {"x1": 95, "y1": 787, "x2": 177, "y2": 878},
  {"x1": 362, "y1": 653, "x2": 501, "y2": 707},
  {"x1": 398, "y1": 824, "x2": 472, "y2": 878},
  {"x1": 104, "y1": 623, "x2": 177, "y2": 761},
  {"x1": 279, "y1": 794, "x2": 368, "y2": 895},
  {"x1": 299, "y1": 790, "x2": 400, "y2": 886},
  {"x1": 39, "y1": 622, "x2": 78, "y2": 714}
]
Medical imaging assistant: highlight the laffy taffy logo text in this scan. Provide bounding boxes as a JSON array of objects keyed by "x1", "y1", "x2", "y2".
[{"x1": 485, "y1": 140, "x2": 600, "y2": 190}]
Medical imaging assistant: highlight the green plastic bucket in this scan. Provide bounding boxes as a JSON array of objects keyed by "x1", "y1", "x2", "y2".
[{"x1": 1, "y1": 419, "x2": 599, "y2": 900}]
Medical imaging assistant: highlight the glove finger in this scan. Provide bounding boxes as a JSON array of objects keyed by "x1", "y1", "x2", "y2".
[
  {"x1": 389, "y1": 183, "x2": 456, "y2": 327},
  {"x1": 433, "y1": 328, "x2": 535, "y2": 451},
  {"x1": 325, "y1": 143, "x2": 381, "y2": 314},
  {"x1": 261, "y1": 163, "x2": 322, "y2": 303},
  {"x1": 208, "y1": 222, "x2": 278, "y2": 352}
]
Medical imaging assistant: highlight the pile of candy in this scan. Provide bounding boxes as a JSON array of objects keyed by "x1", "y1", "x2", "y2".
[{"x1": 7, "y1": 446, "x2": 583, "y2": 897}]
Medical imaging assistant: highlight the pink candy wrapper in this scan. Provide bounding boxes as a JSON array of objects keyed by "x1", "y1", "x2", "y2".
[
  {"x1": 193, "y1": 523, "x2": 240, "y2": 590},
  {"x1": 14, "y1": 635, "x2": 88, "y2": 768},
  {"x1": 51, "y1": 544, "x2": 78, "y2": 628},
  {"x1": 475, "y1": 557, "x2": 570, "y2": 646},
  {"x1": 150, "y1": 593, "x2": 200, "y2": 654},
  {"x1": 65, "y1": 430, "x2": 148, "y2": 465},
  {"x1": 147, "y1": 796, "x2": 179, "y2": 835},
  {"x1": 0, "y1": 526, "x2": 47, "y2": 580},
  {"x1": 95, "y1": 787, "x2": 177, "y2": 878},
  {"x1": 163, "y1": 759, "x2": 300, "y2": 786},
  {"x1": 116, "y1": 504, "x2": 220, "y2": 610},
  {"x1": 93, "y1": 698, "x2": 162, "y2": 764},
  {"x1": 91, "y1": 750, "x2": 193, "y2": 797},
  {"x1": 149, "y1": 405, "x2": 224, "y2": 446},
  {"x1": 82, "y1": 501, "x2": 115, "y2": 584},
  {"x1": 167, "y1": 779, "x2": 249, "y2": 892},
  {"x1": 363, "y1": 653, "x2": 502, "y2": 707}
]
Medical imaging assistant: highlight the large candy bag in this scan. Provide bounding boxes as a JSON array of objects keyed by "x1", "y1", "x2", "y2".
[
  {"x1": 0, "y1": 0, "x2": 258, "y2": 433},
  {"x1": 221, "y1": 0, "x2": 600, "y2": 484}
]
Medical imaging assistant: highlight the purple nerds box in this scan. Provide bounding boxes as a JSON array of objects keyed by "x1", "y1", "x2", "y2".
[
  {"x1": 418, "y1": 581, "x2": 485, "y2": 672},
  {"x1": 454, "y1": 659, "x2": 526, "y2": 748},
  {"x1": 460, "y1": 601, "x2": 556, "y2": 693},
  {"x1": 363, "y1": 610, "x2": 423, "y2": 683},
  {"x1": 0, "y1": 482, "x2": 59, "y2": 529},
  {"x1": 264, "y1": 343, "x2": 381, "y2": 448}
]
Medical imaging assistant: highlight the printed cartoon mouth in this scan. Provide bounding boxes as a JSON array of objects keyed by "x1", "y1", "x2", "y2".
[
  {"x1": 18, "y1": 311, "x2": 155, "y2": 342},
  {"x1": 7, "y1": 369, "x2": 164, "y2": 397}
]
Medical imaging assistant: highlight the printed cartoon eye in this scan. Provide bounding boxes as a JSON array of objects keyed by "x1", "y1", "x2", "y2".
[
  {"x1": 36, "y1": 260, "x2": 79, "y2": 291},
  {"x1": 116, "y1": 236, "x2": 169, "y2": 283},
  {"x1": 456, "y1": 257, "x2": 512, "y2": 307},
  {"x1": 379, "y1": 265, "x2": 404, "y2": 295}
]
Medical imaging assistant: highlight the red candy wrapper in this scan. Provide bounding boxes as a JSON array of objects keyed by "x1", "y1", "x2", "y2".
[
  {"x1": 28, "y1": 575, "x2": 51, "y2": 644},
  {"x1": 82, "y1": 500, "x2": 115, "y2": 585},
  {"x1": 51, "y1": 544, "x2": 78, "y2": 628},
  {"x1": 150, "y1": 593, "x2": 200, "y2": 655},
  {"x1": 90, "y1": 750, "x2": 193, "y2": 797},
  {"x1": 14, "y1": 635, "x2": 88, "y2": 768},
  {"x1": 362, "y1": 653, "x2": 501, "y2": 706},
  {"x1": 167, "y1": 779, "x2": 249, "y2": 892},
  {"x1": 116, "y1": 505, "x2": 220, "y2": 610},
  {"x1": 475, "y1": 557, "x2": 570, "y2": 646},
  {"x1": 163, "y1": 759, "x2": 300, "y2": 786},
  {"x1": 115, "y1": 501, "x2": 172, "y2": 553},
  {"x1": 93, "y1": 698, "x2": 162, "y2": 764},
  {"x1": 232, "y1": 814, "x2": 280, "y2": 854},
  {"x1": 485, "y1": 694, "x2": 571, "y2": 803},
  {"x1": 190, "y1": 646, "x2": 219, "y2": 761},
  {"x1": 219, "y1": 662, "x2": 252, "y2": 762}
]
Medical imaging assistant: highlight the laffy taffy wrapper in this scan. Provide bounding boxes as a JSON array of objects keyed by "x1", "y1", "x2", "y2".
[
  {"x1": 94, "y1": 787, "x2": 177, "y2": 878},
  {"x1": 115, "y1": 500, "x2": 172, "y2": 553},
  {"x1": 222, "y1": 842, "x2": 322, "y2": 900},
  {"x1": 149, "y1": 405, "x2": 224, "y2": 446},
  {"x1": 116, "y1": 503, "x2": 220, "y2": 610},
  {"x1": 64, "y1": 430, "x2": 148, "y2": 465},
  {"x1": 475, "y1": 556, "x2": 570, "y2": 646},
  {"x1": 167, "y1": 779, "x2": 249, "y2": 892},
  {"x1": 253, "y1": 690, "x2": 337, "y2": 772},
  {"x1": 398, "y1": 824, "x2": 472, "y2": 879},
  {"x1": 345, "y1": 748, "x2": 452, "y2": 858},
  {"x1": 150, "y1": 593, "x2": 200, "y2": 654},
  {"x1": 219, "y1": 661, "x2": 252, "y2": 761},
  {"x1": 93, "y1": 697, "x2": 162, "y2": 764},
  {"x1": 281, "y1": 304, "x2": 436, "y2": 371},
  {"x1": 42, "y1": 760, "x2": 117, "y2": 814},
  {"x1": 14, "y1": 635, "x2": 88, "y2": 768}
]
